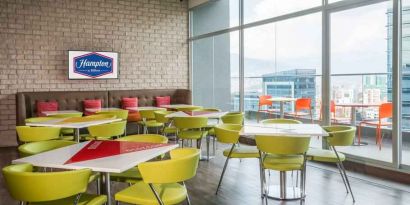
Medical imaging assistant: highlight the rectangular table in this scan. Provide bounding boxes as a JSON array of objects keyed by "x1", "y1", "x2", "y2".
[
  {"x1": 240, "y1": 123, "x2": 328, "y2": 201},
  {"x1": 13, "y1": 141, "x2": 179, "y2": 205},
  {"x1": 42, "y1": 110, "x2": 83, "y2": 116},
  {"x1": 85, "y1": 107, "x2": 122, "y2": 113},
  {"x1": 160, "y1": 104, "x2": 198, "y2": 109},
  {"x1": 26, "y1": 118, "x2": 121, "y2": 142},
  {"x1": 126, "y1": 106, "x2": 165, "y2": 111},
  {"x1": 165, "y1": 111, "x2": 228, "y2": 119}
]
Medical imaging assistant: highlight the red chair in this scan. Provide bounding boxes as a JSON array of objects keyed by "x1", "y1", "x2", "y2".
[
  {"x1": 358, "y1": 102, "x2": 392, "y2": 150},
  {"x1": 287, "y1": 98, "x2": 313, "y2": 123},
  {"x1": 257, "y1": 95, "x2": 274, "y2": 122}
]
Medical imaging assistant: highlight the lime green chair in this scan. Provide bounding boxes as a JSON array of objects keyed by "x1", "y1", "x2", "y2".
[
  {"x1": 154, "y1": 110, "x2": 177, "y2": 137},
  {"x1": 261, "y1": 118, "x2": 302, "y2": 124},
  {"x1": 25, "y1": 117, "x2": 54, "y2": 123},
  {"x1": 111, "y1": 134, "x2": 169, "y2": 183},
  {"x1": 16, "y1": 126, "x2": 61, "y2": 143},
  {"x1": 115, "y1": 148, "x2": 200, "y2": 205},
  {"x1": 256, "y1": 135, "x2": 310, "y2": 201},
  {"x1": 176, "y1": 106, "x2": 203, "y2": 112},
  {"x1": 87, "y1": 121, "x2": 126, "y2": 140},
  {"x1": 174, "y1": 117, "x2": 208, "y2": 150},
  {"x1": 2, "y1": 163, "x2": 107, "y2": 205},
  {"x1": 214, "y1": 124, "x2": 259, "y2": 194},
  {"x1": 97, "y1": 109, "x2": 129, "y2": 121},
  {"x1": 307, "y1": 126, "x2": 356, "y2": 202},
  {"x1": 84, "y1": 114, "x2": 116, "y2": 120},
  {"x1": 138, "y1": 109, "x2": 166, "y2": 134},
  {"x1": 196, "y1": 108, "x2": 221, "y2": 112},
  {"x1": 52, "y1": 113, "x2": 83, "y2": 118},
  {"x1": 18, "y1": 140, "x2": 77, "y2": 157},
  {"x1": 221, "y1": 112, "x2": 244, "y2": 125}
]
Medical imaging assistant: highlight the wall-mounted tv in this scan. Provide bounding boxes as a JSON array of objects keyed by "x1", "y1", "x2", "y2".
[{"x1": 68, "y1": 51, "x2": 119, "y2": 79}]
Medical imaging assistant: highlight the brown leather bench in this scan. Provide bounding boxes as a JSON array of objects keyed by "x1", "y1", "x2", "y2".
[{"x1": 16, "y1": 89, "x2": 191, "y2": 127}]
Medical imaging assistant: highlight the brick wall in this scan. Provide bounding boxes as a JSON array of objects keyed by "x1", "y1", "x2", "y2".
[{"x1": 0, "y1": 0, "x2": 189, "y2": 146}]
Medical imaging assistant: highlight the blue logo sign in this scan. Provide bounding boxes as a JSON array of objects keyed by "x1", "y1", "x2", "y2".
[{"x1": 73, "y1": 52, "x2": 113, "y2": 78}]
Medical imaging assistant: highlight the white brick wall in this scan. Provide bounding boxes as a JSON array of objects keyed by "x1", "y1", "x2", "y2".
[{"x1": 0, "y1": 0, "x2": 189, "y2": 146}]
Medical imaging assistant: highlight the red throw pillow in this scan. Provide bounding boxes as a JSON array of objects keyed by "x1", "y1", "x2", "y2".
[
  {"x1": 122, "y1": 97, "x2": 138, "y2": 113},
  {"x1": 36, "y1": 101, "x2": 58, "y2": 117},
  {"x1": 83, "y1": 99, "x2": 102, "y2": 116},
  {"x1": 156, "y1": 96, "x2": 171, "y2": 107}
]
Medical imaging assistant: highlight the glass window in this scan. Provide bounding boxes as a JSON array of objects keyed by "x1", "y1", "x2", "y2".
[
  {"x1": 402, "y1": 1, "x2": 410, "y2": 167},
  {"x1": 243, "y1": 0, "x2": 321, "y2": 24},
  {"x1": 330, "y1": 2, "x2": 393, "y2": 163},
  {"x1": 192, "y1": 32, "x2": 239, "y2": 111},
  {"x1": 190, "y1": 0, "x2": 239, "y2": 37}
]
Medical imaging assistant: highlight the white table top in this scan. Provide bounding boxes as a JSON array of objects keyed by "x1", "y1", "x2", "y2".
[
  {"x1": 12, "y1": 141, "x2": 179, "y2": 173},
  {"x1": 42, "y1": 110, "x2": 83, "y2": 116},
  {"x1": 160, "y1": 104, "x2": 197, "y2": 109},
  {"x1": 85, "y1": 107, "x2": 121, "y2": 113},
  {"x1": 267, "y1": 97, "x2": 297, "y2": 102},
  {"x1": 126, "y1": 106, "x2": 165, "y2": 111},
  {"x1": 240, "y1": 124, "x2": 329, "y2": 137},
  {"x1": 26, "y1": 117, "x2": 121, "y2": 129},
  {"x1": 166, "y1": 111, "x2": 228, "y2": 119}
]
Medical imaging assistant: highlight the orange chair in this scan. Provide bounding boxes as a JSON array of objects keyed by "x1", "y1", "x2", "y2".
[
  {"x1": 358, "y1": 102, "x2": 392, "y2": 150},
  {"x1": 287, "y1": 98, "x2": 313, "y2": 123},
  {"x1": 257, "y1": 95, "x2": 275, "y2": 122}
]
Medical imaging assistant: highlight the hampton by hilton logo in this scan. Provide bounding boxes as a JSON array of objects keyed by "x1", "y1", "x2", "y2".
[{"x1": 73, "y1": 52, "x2": 113, "y2": 78}]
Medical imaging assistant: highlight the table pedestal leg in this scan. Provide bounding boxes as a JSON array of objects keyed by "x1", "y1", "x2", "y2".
[
  {"x1": 266, "y1": 171, "x2": 302, "y2": 201},
  {"x1": 74, "y1": 128, "x2": 80, "y2": 143},
  {"x1": 103, "y1": 172, "x2": 112, "y2": 205},
  {"x1": 280, "y1": 102, "x2": 285, "y2": 118}
]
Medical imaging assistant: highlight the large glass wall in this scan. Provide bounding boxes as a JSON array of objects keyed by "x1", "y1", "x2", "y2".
[
  {"x1": 330, "y1": 2, "x2": 393, "y2": 163},
  {"x1": 190, "y1": 0, "x2": 407, "y2": 170}
]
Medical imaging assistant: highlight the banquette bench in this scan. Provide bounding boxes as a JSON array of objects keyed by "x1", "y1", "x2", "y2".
[{"x1": 16, "y1": 89, "x2": 191, "y2": 126}]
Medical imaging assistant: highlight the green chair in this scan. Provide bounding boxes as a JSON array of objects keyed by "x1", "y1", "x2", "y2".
[
  {"x1": 115, "y1": 148, "x2": 200, "y2": 205},
  {"x1": 221, "y1": 112, "x2": 244, "y2": 125},
  {"x1": 176, "y1": 106, "x2": 203, "y2": 112},
  {"x1": 306, "y1": 126, "x2": 356, "y2": 202},
  {"x1": 261, "y1": 118, "x2": 302, "y2": 124},
  {"x1": 18, "y1": 140, "x2": 77, "y2": 157},
  {"x1": 139, "y1": 109, "x2": 166, "y2": 134},
  {"x1": 87, "y1": 121, "x2": 127, "y2": 140},
  {"x1": 25, "y1": 117, "x2": 54, "y2": 123},
  {"x1": 2, "y1": 163, "x2": 107, "y2": 205},
  {"x1": 111, "y1": 134, "x2": 169, "y2": 183},
  {"x1": 97, "y1": 109, "x2": 129, "y2": 121},
  {"x1": 16, "y1": 126, "x2": 61, "y2": 143},
  {"x1": 174, "y1": 117, "x2": 208, "y2": 150},
  {"x1": 154, "y1": 110, "x2": 177, "y2": 137},
  {"x1": 214, "y1": 124, "x2": 259, "y2": 194},
  {"x1": 256, "y1": 135, "x2": 310, "y2": 202}
]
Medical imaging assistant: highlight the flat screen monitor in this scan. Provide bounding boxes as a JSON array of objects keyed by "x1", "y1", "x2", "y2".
[{"x1": 68, "y1": 51, "x2": 119, "y2": 79}]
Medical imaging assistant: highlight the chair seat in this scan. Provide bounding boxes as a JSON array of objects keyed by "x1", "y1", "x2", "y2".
[
  {"x1": 139, "y1": 120, "x2": 164, "y2": 128},
  {"x1": 163, "y1": 127, "x2": 177, "y2": 134},
  {"x1": 360, "y1": 120, "x2": 392, "y2": 126},
  {"x1": 110, "y1": 167, "x2": 142, "y2": 183},
  {"x1": 223, "y1": 147, "x2": 260, "y2": 158},
  {"x1": 88, "y1": 172, "x2": 100, "y2": 183},
  {"x1": 115, "y1": 181, "x2": 187, "y2": 205},
  {"x1": 61, "y1": 128, "x2": 74, "y2": 135},
  {"x1": 178, "y1": 130, "x2": 207, "y2": 140},
  {"x1": 306, "y1": 148, "x2": 345, "y2": 163},
  {"x1": 208, "y1": 128, "x2": 215, "y2": 136},
  {"x1": 263, "y1": 154, "x2": 304, "y2": 171},
  {"x1": 31, "y1": 193, "x2": 107, "y2": 205},
  {"x1": 83, "y1": 135, "x2": 113, "y2": 141}
]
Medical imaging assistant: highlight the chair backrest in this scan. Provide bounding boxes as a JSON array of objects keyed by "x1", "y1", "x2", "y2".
[
  {"x1": 16, "y1": 126, "x2": 61, "y2": 143},
  {"x1": 116, "y1": 134, "x2": 168, "y2": 144},
  {"x1": 330, "y1": 100, "x2": 336, "y2": 114},
  {"x1": 51, "y1": 113, "x2": 83, "y2": 118},
  {"x1": 255, "y1": 135, "x2": 310, "y2": 155},
  {"x1": 214, "y1": 124, "x2": 242, "y2": 144},
  {"x1": 18, "y1": 140, "x2": 77, "y2": 157},
  {"x1": 221, "y1": 112, "x2": 244, "y2": 125},
  {"x1": 323, "y1": 126, "x2": 356, "y2": 146},
  {"x1": 258, "y1": 95, "x2": 272, "y2": 107},
  {"x1": 88, "y1": 121, "x2": 126, "y2": 139},
  {"x1": 176, "y1": 106, "x2": 203, "y2": 112},
  {"x1": 24, "y1": 117, "x2": 54, "y2": 124},
  {"x1": 173, "y1": 117, "x2": 208, "y2": 129},
  {"x1": 139, "y1": 109, "x2": 164, "y2": 121},
  {"x1": 260, "y1": 118, "x2": 302, "y2": 124},
  {"x1": 295, "y1": 98, "x2": 312, "y2": 111},
  {"x1": 2, "y1": 163, "x2": 91, "y2": 202},
  {"x1": 379, "y1": 102, "x2": 393, "y2": 120},
  {"x1": 98, "y1": 109, "x2": 129, "y2": 120},
  {"x1": 154, "y1": 110, "x2": 174, "y2": 123},
  {"x1": 138, "y1": 148, "x2": 200, "y2": 184}
]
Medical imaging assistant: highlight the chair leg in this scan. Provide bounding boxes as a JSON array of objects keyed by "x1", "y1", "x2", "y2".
[
  {"x1": 258, "y1": 152, "x2": 264, "y2": 198},
  {"x1": 148, "y1": 183, "x2": 165, "y2": 205},
  {"x1": 336, "y1": 162, "x2": 349, "y2": 193},
  {"x1": 206, "y1": 135, "x2": 210, "y2": 160},
  {"x1": 116, "y1": 201, "x2": 120, "y2": 205},
  {"x1": 333, "y1": 146, "x2": 355, "y2": 202},
  {"x1": 358, "y1": 124, "x2": 362, "y2": 145},
  {"x1": 96, "y1": 177, "x2": 101, "y2": 195},
  {"x1": 183, "y1": 182, "x2": 191, "y2": 205},
  {"x1": 215, "y1": 144, "x2": 235, "y2": 194}
]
